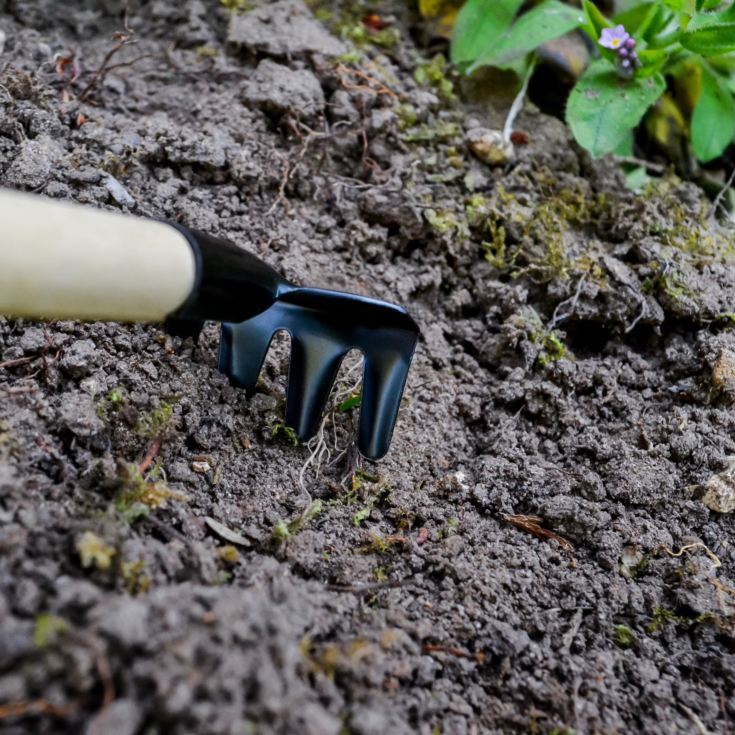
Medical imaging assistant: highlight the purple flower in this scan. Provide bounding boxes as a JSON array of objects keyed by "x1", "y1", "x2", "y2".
[{"x1": 599, "y1": 24, "x2": 630, "y2": 51}]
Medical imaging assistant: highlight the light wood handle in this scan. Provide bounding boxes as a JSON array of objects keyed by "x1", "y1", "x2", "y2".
[{"x1": 0, "y1": 189, "x2": 197, "y2": 322}]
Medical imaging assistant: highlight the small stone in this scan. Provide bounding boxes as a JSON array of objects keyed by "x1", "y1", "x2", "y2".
[
  {"x1": 57, "y1": 392, "x2": 104, "y2": 437},
  {"x1": 701, "y1": 460, "x2": 735, "y2": 513},
  {"x1": 60, "y1": 339, "x2": 96, "y2": 378},
  {"x1": 0, "y1": 29, "x2": 6, "y2": 56},
  {"x1": 85, "y1": 699, "x2": 142, "y2": 735},
  {"x1": 204, "y1": 517, "x2": 252, "y2": 547},
  {"x1": 191, "y1": 460, "x2": 211, "y2": 474},
  {"x1": 228, "y1": 0, "x2": 346, "y2": 57},
  {"x1": 243, "y1": 60, "x2": 325, "y2": 119},
  {"x1": 711, "y1": 348, "x2": 735, "y2": 394},
  {"x1": 104, "y1": 174, "x2": 135, "y2": 208},
  {"x1": 19, "y1": 327, "x2": 47, "y2": 353},
  {"x1": 466, "y1": 128, "x2": 514, "y2": 166}
]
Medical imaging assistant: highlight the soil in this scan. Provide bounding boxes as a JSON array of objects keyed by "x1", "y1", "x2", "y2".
[{"x1": 1, "y1": 2, "x2": 735, "y2": 734}]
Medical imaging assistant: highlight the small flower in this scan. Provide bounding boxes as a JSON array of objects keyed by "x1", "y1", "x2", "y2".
[{"x1": 599, "y1": 24, "x2": 630, "y2": 50}]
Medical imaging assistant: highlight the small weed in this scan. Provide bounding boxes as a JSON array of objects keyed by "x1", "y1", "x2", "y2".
[
  {"x1": 613, "y1": 624, "x2": 636, "y2": 649},
  {"x1": 272, "y1": 500, "x2": 324, "y2": 544},
  {"x1": 218, "y1": 545, "x2": 240, "y2": 565},
  {"x1": 34, "y1": 614, "x2": 69, "y2": 648},
  {"x1": 77, "y1": 531, "x2": 115, "y2": 571},
  {"x1": 535, "y1": 331, "x2": 568, "y2": 368},
  {"x1": 115, "y1": 463, "x2": 185, "y2": 518},
  {"x1": 120, "y1": 559, "x2": 151, "y2": 596},
  {"x1": 358, "y1": 531, "x2": 409, "y2": 555}
]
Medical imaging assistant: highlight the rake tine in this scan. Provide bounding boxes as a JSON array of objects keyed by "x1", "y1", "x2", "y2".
[
  {"x1": 284, "y1": 332, "x2": 348, "y2": 440},
  {"x1": 358, "y1": 330, "x2": 417, "y2": 459},
  {"x1": 219, "y1": 314, "x2": 276, "y2": 392}
]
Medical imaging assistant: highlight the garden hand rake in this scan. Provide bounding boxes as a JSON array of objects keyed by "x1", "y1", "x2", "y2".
[{"x1": 0, "y1": 189, "x2": 419, "y2": 459}]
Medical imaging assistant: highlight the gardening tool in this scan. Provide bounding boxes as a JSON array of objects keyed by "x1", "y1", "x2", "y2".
[{"x1": 0, "y1": 189, "x2": 419, "y2": 458}]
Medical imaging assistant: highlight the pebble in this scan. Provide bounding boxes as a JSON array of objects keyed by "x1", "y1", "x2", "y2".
[
  {"x1": 0, "y1": 29, "x2": 6, "y2": 56},
  {"x1": 466, "y1": 128, "x2": 514, "y2": 166},
  {"x1": 104, "y1": 174, "x2": 136, "y2": 208},
  {"x1": 85, "y1": 699, "x2": 143, "y2": 735}
]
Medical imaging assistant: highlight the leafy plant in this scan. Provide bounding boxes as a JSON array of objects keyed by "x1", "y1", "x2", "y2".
[{"x1": 451, "y1": 0, "x2": 735, "y2": 163}]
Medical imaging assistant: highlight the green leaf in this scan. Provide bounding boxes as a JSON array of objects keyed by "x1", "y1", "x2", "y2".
[
  {"x1": 581, "y1": 0, "x2": 610, "y2": 41},
  {"x1": 337, "y1": 393, "x2": 362, "y2": 413},
  {"x1": 681, "y1": 22, "x2": 735, "y2": 55},
  {"x1": 625, "y1": 166, "x2": 652, "y2": 191},
  {"x1": 691, "y1": 65, "x2": 735, "y2": 161},
  {"x1": 566, "y1": 60, "x2": 666, "y2": 157},
  {"x1": 613, "y1": 2, "x2": 658, "y2": 34},
  {"x1": 468, "y1": 0, "x2": 584, "y2": 71},
  {"x1": 451, "y1": 0, "x2": 524, "y2": 65},
  {"x1": 637, "y1": 48, "x2": 669, "y2": 76}
]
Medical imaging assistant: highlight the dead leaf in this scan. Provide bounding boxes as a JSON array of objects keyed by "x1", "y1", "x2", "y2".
[
  {"x1": 204, "y1": 517, "x2": 253, "y2": 547},
  {"x1": 502, "y1": 514, "x2": 573, "y2": 551}
]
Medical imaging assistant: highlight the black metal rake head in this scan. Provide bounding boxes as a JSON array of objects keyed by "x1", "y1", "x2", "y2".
[{"x1": 170, "y1": 229, "x2": 420, "y2": 460}]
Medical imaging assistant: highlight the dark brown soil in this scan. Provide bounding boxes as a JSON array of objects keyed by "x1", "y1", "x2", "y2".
[{"x1": 1, "y1": 2, "x2": 734, "y2": 734}]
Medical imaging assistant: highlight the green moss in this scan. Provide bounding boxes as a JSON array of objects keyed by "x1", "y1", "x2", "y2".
[
  {"x1": 642, "y1": 264, "x2": 687, "y2": 300},
  {"x1": 414, "y1": 55, "x2": 456, "y2": 103},
  {"x1": 34, "y1": 614, "x2": 69, "y2": 648},
  {"x1": 402, "y1": 120, "x2": 460, "y2": 143},
  {"x1": 425, "y1": 208, "x2": 459, "y2": 234},
  {"x1": 481, "y1": 218, "x2": 507, "y2": 269},
  {"x1": 396, "y1": 103, "x2": 418, "y2": 131},
  {"x1": 647, "y1": 606, "x2": 717, "y2": 634},
  {"x1": 115, "y1": 463, "x2": 185, "y2": 519},
  {"x1": 534, "y1": 330, "x2": 569, "y2": 368},
  {"x1": 271, "y1": 423, "x2": 299, "y2": 446},
  {"x1": 343, "y1": 23, "x2": 401, "y2": 49},
  {"x1": 136, "y1": 400, "x2": 177, "y2": 440},
  {"x1": 220, "y1": 0, "x2": 253, "y2": 12},
  {"x1": 613, "y1": 624, "x2": 636, "y2": 649}
]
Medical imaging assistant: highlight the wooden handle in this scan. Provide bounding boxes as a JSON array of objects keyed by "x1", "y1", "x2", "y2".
[{"x1": 0, "y1": 189, "x2": 196, "y2": 322}]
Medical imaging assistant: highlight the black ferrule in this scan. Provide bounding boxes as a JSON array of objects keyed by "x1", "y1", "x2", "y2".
[{"x1": 168, "y1": 224, "x2": 288, "y2": 324}]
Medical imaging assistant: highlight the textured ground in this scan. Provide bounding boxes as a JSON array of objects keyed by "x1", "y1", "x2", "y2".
[{"x1": 1, "y1": 2, "x2": 735, "y2": 734}]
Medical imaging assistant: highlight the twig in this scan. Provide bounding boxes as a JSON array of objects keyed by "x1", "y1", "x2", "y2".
[
  {"x1": 503, "y1": 57, "x2": 536, "y2": 145},
  {"x1": 422, "y1": 643, "x2": 486, "y2": 664},
  {"x1": 502, "y1": 513, "x2": 573, "y2": 551},
  {"x1": 707, "y1": 168, "x2": 735, "y2": 220},
  {"x1": 0, "y1": 699, "x2": 76, "y2": 720},
  {"x1": 615, "y1": 155, "x2": 666, "y2": 175},
  {"x1": 95, "y1": 650, "x2": 115, "y2": 707},
  {"x1": 0, "y1": 356, "x2": 36, "y2": 370},
  {"x1": 138, "y1": 438, "x2": 162, "y2": 475},
  {"x1": 77, "y1": 25, "x2": 137, "y2": 103},
  {"x1": 327, "y1": 578, "x2": 410, "y2": 594}
]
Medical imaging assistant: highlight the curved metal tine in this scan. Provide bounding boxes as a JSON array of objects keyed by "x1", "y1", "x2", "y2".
[
  {"x1": 219, "y1": 310, "x2": 281, "y2": 392},
  {"x1": 284, "y1": 331, "x2": 348, "y2": 441},
  {"x1": 358, "y1": 327, "x2": 418, "y2": 459}
]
